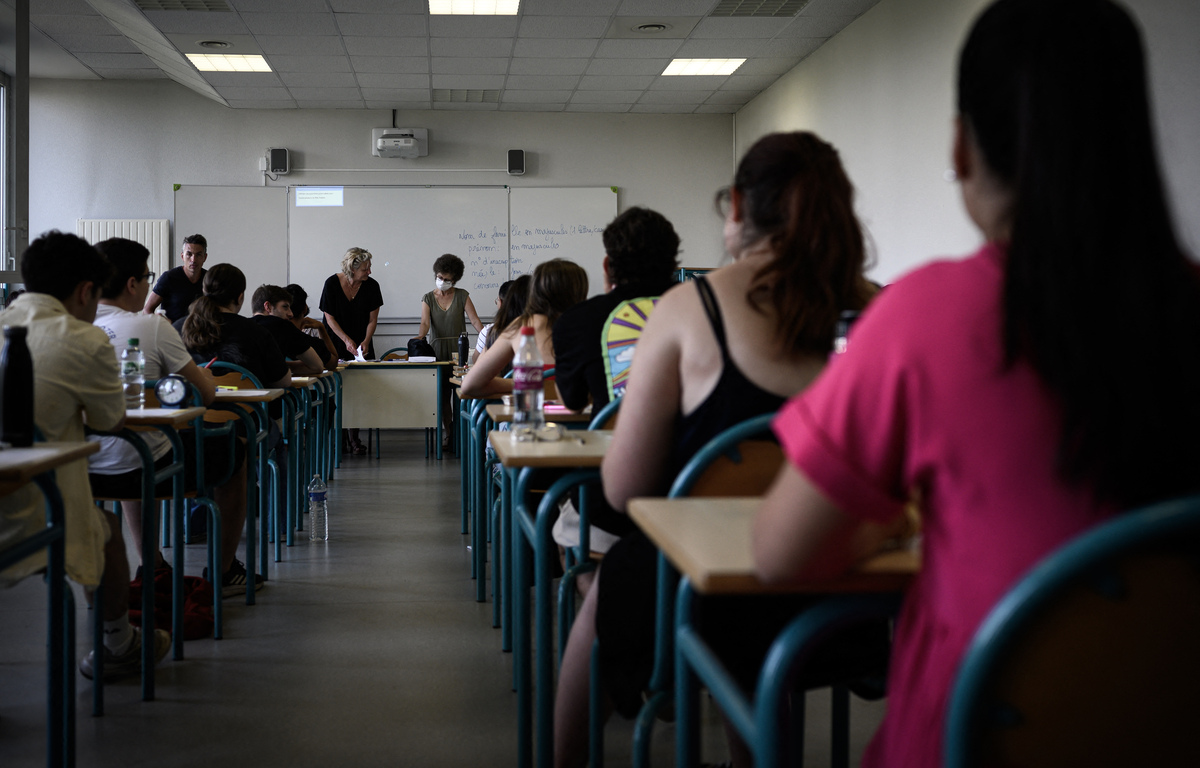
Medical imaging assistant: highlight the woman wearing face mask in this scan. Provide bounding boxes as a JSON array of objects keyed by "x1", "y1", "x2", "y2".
[{"x1": 414, "y1": 253, "x2": 484, "y2": 362}]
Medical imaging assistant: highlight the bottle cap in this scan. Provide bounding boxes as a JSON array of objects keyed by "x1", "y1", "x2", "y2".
[
  {"x1": 520, "y1": 326, "x2": 535, "y2": 336},
  {"x1": 3, "y1": 325, "x2": 26, "y2": 338},
  {"x1": 128, "y1": 337, "x2": 140, "y2": 346}
]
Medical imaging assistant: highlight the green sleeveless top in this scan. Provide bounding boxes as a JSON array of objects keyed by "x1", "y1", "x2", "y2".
[{"x1": 422, "y1": 288, "x2": 469, "y2": 361}]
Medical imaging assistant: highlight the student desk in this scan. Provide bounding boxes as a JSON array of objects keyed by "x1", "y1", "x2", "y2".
[
  {"x1": 0, "y1": 441, "x2": 100, "y2": 768},
  {"x1": 489, "y1": 429, "x2": 612, "y2": 768},
  {"x1": 211, "y1": 388, "x2": 284, "y2": 599},
  {"x1": 627, "y1": 497, "x2": 919, "y2": 768},
  {"x1": 484, "y1": 403, "x2": 593, "y2": 424},
  {"x1": 339, "y1": 360, "x2": 451, "y2": 459}
]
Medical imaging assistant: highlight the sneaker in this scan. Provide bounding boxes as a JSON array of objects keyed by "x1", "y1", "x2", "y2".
[
  {"x1": 79, "y1": 627, "x2": 170, "y2": 681},
  {"x1": 203, "y1": 558, "x2": 265, "y2": 598}
]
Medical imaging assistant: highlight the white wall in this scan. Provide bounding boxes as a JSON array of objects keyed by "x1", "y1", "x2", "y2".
[{"x1": 735, "y1": 0, "x2": 1200, "y2": 283}]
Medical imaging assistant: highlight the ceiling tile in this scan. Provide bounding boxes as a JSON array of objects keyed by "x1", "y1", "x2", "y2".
[
  {"x1": 428, "y1": 16, "x2": 519, "y2": 38},
  {"x1": 345, "y1": 37, "x2": 428, "y2": 56},
  {"x1": 570, "y1": 90, "x2": 645, "y2": 103},
  {"x1": 42, "y1": 33, "x2": 139, "y2": 52},
  {"x1": 565, "y1": 103, "x2": 633, "y2": 113},
  {"x1": 705, "y1": 90, "x2": 755, "y2": 105},
  {"x1": 351, "y1": 56, "x2": 430, "y2": 74},
  {"x1": 431, "y1": 57, "x2": 509, "y2": 75},
  {"x1": 215, "y1": 86, "x2": 296, "y2": 100},
  {"x1": 329, "y1": 0, "x2": 427, "y2": 11},
  {"x1": 593, "y1": 39, "x2": 682, "y2": 58},
  {"x1": 650, "y1": 75, "x2": 728, "y2": 90},
  {"x1": 266, "y1": 54, "x2": 352, "y2": 72},
  {"x1": 230, "y1": 0, "x2": 330, "y2": 10},
  {"x1": 430, "y1": 37, "x2": 512, "y2": 57},
  {"x1": 630, "y1": 103, "x2": 697, "y2": 113},
  {"x1": 504, "y1": 74, "x2": 580, "y2": 90},
  {"x1": 517, "y1": 16, "x2": 609, "y2": 38},
  {"x1": 755, "y1": 37, "x2": 824, "y2": 58},
  {"x1": 637, "y1": 90, "x2": 705, "y2": 104},
  {"x1": 721, "y1": 74, "x2": 778, "y2": 90},
  {"x1": 800, "y1": 0, "x2": 882, "y2": 16},
  {"x1": 139, "y1": 10, "x2": 249, "y2": 34},
  {"x1": 675, "y1": 38, "x2": 764, "y2": 58},
  {"x1": 256, "y1": 35, "x2": 346, "y2": 55},
  {"x1": 289, "y1": 86, "x2": 365, "y2": 99},
  {"x1": 92, "y1": 67, "x2": 169, "y2": 79},
  {"x1": 779, "y1": 15, "x2": 856, "y2": 37},
  {"x1": 30, "y1": 0, "x2": 99, "y2": 13},
  {"x1": 734, "y1": 56, "x2": 802, "y2": 76},
  {"x1": 694, "y1": 103, "x2": 738, "y2": 113},
  {"x1": 690, "y1": 17, "x2": 792, "y2": 38},
  {"x1": 364, "y1": 100, "x2": 433, "y2": 109},
  {"x1": 502, "y1": 90, "x2": 573, "y2": 103},
  {"x1": 279, "y1": 71, "x2": 359, "y2": 87},
  {"x1": 202, "y1": 72, "x2": 283, "y2": 86},
  {"x1": 355, "y1": 72, "x2": 430, "y2": 88},
  {"x1": 577, "y1": 74, "x2": 654, "y2": 90},
  {"x1": 433, "y1": 102, "x2": 499, "y2": 111},
  {"x1": 240, "y1": 12, "x2": 341, "y2": 36},
  {"x1": 431, "y1": 74, "x2": 506, "y2": 89},
  {"x1": 335, "y1": 13, "x2": 427, "y2": 37},
  {"x1": 74, "y1": 51, "x2": 156, "y2": 68},
  {"x1": 509, "y1": 58, "x2": 588, "y2": 76},
  {"x1": 30, "y1": 14, "x2": 119, "y2": 35},
  {"x1": 512, "y1": 38, "x2": 597, "y2": 58},
  {"x1": 585, "y1": 58, "x2": 667, "y2": 76},
  {"x1": 360, "y1": 88, "x2": 430, "y2": 100},
  {"x1": 224, "y1": 99, "x2": 297, "y2": 109},
  {"x1": 499, "y1": 103, "x2": 564, "y2": 111},
  {"x1": 294, "y1": 99, "x2": 367, "y2": 108},
  {"x1": 523, "y1": 0, "x2": 620, "y2": 14},
  {"x1": 616, "y1": 0, "x2": 717, "y2": 14}
]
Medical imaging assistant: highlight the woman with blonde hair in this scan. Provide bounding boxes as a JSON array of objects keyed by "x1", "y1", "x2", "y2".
[{"x1": 319, "y1": 247, "x2": 383, "y2": 454}]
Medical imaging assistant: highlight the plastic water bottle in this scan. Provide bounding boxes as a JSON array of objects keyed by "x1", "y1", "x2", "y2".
[
  {"x1": 833, "y1": 311, "x2": 861, "y2": 356},
  {"x1": 121, "y1": 337, "x2": 145, "y2": 409},
  {"x1": 512, "y1": 326, "x2": 544, "y2": 442},
  {"x1": 308, "y1": 474, "x2": 329, "y2": 541},
  {"x1": 0, "y1": 326, "x2": 34, "y2": 447}
]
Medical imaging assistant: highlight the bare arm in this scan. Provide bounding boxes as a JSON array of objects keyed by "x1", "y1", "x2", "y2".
[
  {"x1": 415, "y1": 302, "x2": 431, "y2": 340},
  {"x1": 362, "y1": 308, "x2": 380, "y2": 357},
  {"x1": 301, "y1": 317, "x2": 339, "y2": 366},
  {"x1": 266, "y1": 369, "x2": 293, "y2": 389},
  {"x1": 600, "y1": 297, "x2": 682, "y2": 511},
  {"x1": 288, "y1": 347, "x2": 325, "y2": 376},
  {"x1": 754, "y1": 462, "x2": 909, "y2": 584},
  {"x1": 464, "y1": 296, "x2": 484, "y2": 334},
  {"x1": 142, "y1": 291, "x2": 164, "y2": 315},
  {"x1": 459, "y1": 331, "x2": 516, "y2": 399},
  {"x1": 324, "y1": 311, "x2": 357, "y2": 357},
  {"x1": 176, "y1": 360, "x2": 217, "y2": 407}
]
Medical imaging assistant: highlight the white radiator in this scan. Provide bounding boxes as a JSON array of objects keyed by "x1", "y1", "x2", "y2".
[{"x1": 76, "y1": 218, "x2": 172, "y2": 278}]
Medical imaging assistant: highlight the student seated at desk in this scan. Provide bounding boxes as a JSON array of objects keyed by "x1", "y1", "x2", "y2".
[
  {"x1": 0, "y1": 231, "x2": 169, "y2": 681},
  {"x1": 554, "y1": 132, "x2": 878, "y2": 768},
  {"x1": 284, "y1": 283, "x2": 339, "y2": 370},
  {"x1": 752, "y1": 2, "x2": 1200, "y2": 765},
  {"x1": 250, "y1": 283, "x2": 326, "y2": 376},
  {"x1": 86, "y1": 238, "x2": 251, "y2": 597},
  {"x1": 459, "y1": 259, "x2": 588, "y2": 399}
]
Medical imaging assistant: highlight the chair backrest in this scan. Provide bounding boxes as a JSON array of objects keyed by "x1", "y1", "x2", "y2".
[
  {"x1": 668, "y1": 412, "x2": 781, "y2": 499},
  {"x1": 380, "y1": 347, "x2": 407, "y2": 360},
  {"x1": 943, "y1": 494, "x2": 1200, "y2": 768},
  {"x1": 587, "y1": 395, "x2": 621, "y2": 430},
  {"x1": 209, "y1": 361, "x2": 264, "y2": 388},
  {"x1": 601, "y1": 296, "x2": 659, "y2": 401}
]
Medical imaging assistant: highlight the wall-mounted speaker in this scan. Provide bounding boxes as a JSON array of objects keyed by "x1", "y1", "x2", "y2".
[
  {"x1": 267, "y1": 147, "x2": 289, "y2": 175},
  {"x1": 507, "y1": 149, "x2": 525, "y2": 176}
]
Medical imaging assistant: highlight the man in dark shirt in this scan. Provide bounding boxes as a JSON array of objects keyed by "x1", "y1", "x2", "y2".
[
  {"x1": 249, "y1": 284, "x2": 325, "y2": 375},
  {"x1": 143, "y1": 233, "x2": 208, "y2": 322},
  {"x1": 552, "y1": 207, "x2": 681, "y2": 413}
]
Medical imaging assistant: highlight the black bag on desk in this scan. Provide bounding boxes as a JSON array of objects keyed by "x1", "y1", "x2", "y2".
[{"x1": 407, "y1": 337, "x2": 436, "y2": 358}]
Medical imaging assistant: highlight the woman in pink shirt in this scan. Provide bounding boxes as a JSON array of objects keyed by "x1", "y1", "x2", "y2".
[{"x1": 753, "y1": 1, "x2": 1200, "y2": 766}]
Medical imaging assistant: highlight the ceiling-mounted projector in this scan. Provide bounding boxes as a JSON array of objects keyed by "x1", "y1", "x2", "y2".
[{"x1": 372, "y1": 127, "x2": 428, "y2": 158}]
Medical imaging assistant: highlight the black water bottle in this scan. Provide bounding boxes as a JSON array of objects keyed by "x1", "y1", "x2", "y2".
[
  {"x1": 0, "y1": 326, "x2": 35, "y2": 447},
  {"x1": 458, "y1": 332, "x2": 469, "y2": 366}
]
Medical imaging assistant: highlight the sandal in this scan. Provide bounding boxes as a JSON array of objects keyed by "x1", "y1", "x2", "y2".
[{"x1": 350, "y1": 439, "x2": 367, "y2": 455}]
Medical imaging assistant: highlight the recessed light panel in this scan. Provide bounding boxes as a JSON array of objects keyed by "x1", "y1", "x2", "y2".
[
  {"x1": 662, "y1": 59, "x2": 745, "y2": 76},
  {"x1": 187, "y1": 53, "x2": 272, "y2": 72},
  {"x1": 429, "y1": 0, "x2": 520, "y2": 14}
]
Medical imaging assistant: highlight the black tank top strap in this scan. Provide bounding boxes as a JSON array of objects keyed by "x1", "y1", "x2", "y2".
[{"x1": 694, "y1": 276, "x2": 732, "y2": 363}]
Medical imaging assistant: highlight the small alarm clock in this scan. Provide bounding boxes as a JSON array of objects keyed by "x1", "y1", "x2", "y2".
[{"x1": 154, "y1": 373, "x2": 190, "y2": 408}]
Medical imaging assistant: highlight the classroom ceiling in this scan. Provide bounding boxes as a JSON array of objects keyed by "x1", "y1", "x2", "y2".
[{"x1": 1, "y1": 0, "x2": 881, "y2": 113}]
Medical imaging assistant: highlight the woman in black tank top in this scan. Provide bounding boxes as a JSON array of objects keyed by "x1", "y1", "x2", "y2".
[{"x1": 554, "y1": 133, "x2": 877, "y2": 768}]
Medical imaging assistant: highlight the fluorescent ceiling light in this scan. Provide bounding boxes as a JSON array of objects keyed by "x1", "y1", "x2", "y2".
[
  {"x1": 186, "y1": 53, "x2": 272, "y2": 72},
  {"x1": 429, "y1": 0, "x2": 519, "y2": 14},
  {"x1": 662, "y1": 58, "x2": 746, "y2": 76}
]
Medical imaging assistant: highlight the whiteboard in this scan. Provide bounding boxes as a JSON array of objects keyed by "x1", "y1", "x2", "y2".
[
  {"x1": 288, "y1": 186, "x2": 509, "y2": 321},
  {"x1": 510, "y1": 187, "x2": 617, "y2": 300},
  {"x1": 174, "y1": 186, "x2": 288, "y2": 316}
]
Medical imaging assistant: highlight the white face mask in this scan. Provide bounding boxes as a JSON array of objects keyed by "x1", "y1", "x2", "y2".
[{"x1": 436, "y1": 278, "x2": 454, "y2": 290}]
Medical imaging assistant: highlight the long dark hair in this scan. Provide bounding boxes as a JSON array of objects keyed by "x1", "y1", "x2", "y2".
[
  {"x1": 181, "y1": 263, "x2": 246, "y2": 352},
  {"x1": 960, "y1": 0, "x2": 1200, "y2": 505},
  {"x1": 490, "y1": 275, "x2": 530, "y2": 346},
  {"x1": 519, "y1": 259, "x2": 588, "y2": 329},
  {"x1": 730, "y1": 131, "x2": 872, "y2": 357}
]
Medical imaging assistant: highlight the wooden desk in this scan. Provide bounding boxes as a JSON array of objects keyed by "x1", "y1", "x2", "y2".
[
  {"x1": 212, "y1": 388, "x2": 285, "y2": 403},
  {"x1": 628, "y1": 497, "x2": 919, "y2": 595},
  {"x1": 488, "y1": 428, "x2": 611, "y2": 466},
  {"x1": 485, "y1": 403, "x2": 593, "y2": 424},
  {"x1": 0, "y1": 441, "x2": 99, "y2": 768},
  {"x1": 339, "y1": 360, "x2": 451, "y2": 459}
]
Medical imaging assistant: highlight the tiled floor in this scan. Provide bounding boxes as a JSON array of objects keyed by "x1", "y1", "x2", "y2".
[{"x1": 1, "y1": 430, "x2": 884, "y2": 767}]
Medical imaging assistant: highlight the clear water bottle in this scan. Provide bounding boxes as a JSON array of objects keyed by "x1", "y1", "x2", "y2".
[
  {"x1": 511, "y1": 326, "x2": 544, "y2": 442},
  {"x1": 833, "y1": 311, "x2": 861, "y2": 356},
  {"x1": 121, "y1": 337, "x2": 145, "y2": 409},
  {"x1": 308, "y1": 474, "x2": 329, "y2": 541},
  {"x1": 0, "y1": 326, "x2": 35, "y2": 447}
]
